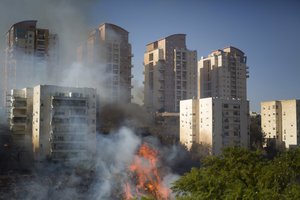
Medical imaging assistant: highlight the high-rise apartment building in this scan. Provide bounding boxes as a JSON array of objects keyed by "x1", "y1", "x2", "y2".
[
  {"x1": 198, "y1": 46, "x2": 249, "y2": 99},
  {"x1": 180, "y1": 98, "x2": 249, "y2": 154},
  {"x1": 31, "y1": 85, "x2": 96, "y2": 162},
  {"x1": 180, "y1": 46, "x2": 250, "y2": 154},
  {"x1": 144, "y1": 34, "x2": 197, "y2": 112},
  {"x1": 261, "y1": 99, "x2": 300, "y2": 149},
  {"x1": 78, "y1": 23, "x2": 133, "y2": 104},
  {"x1": 3, "y1": 20, "x2": 59, "y2": 106}
]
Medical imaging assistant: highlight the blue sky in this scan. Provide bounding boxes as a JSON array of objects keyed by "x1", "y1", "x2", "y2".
[
  {"x1": 88, "y1": 0, "x2": 300, "y2": 111},
  {"x1": 0, "y1": 0, "x2": 299, "y2": 112}
]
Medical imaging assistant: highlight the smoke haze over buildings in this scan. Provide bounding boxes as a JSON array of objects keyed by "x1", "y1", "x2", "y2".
[{"x1": 0, "y1": 0, "x2": 95, "y2": 64}]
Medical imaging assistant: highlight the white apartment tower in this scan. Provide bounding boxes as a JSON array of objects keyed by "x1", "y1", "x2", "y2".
[
  {"x1": 261, "y1": 99, "x2": 300, "y2": 149},
  {"x1": 144, "y1": 34, "x2": 197, "y2": 112},
  {"x1": 180, "y1": 98, "x2": 249, "y2": 154},
  {"x1": 180, "y1": 99, "x2": 199, "y2": 149},
  {"x1": 198, "y1": 46, "x2": 249, "y2": 99},
  {"x1": 32, "y1": 85, "x2": 96, "y2": 162}
]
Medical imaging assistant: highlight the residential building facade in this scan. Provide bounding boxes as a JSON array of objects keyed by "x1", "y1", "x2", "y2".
[
  {"x1": 3, "y1": 20, "x2": 58, "y2": 106},
  {"x1": 180, "y1": 98, "x2": 249, "y2": 154},
  {"x1": 78, "y1": 23, "x2": 133, "y2": 104},
  {"x1": 180, "y1": 46, "x2": 250, "y2": 154},
  {"x1": 198, "y1": 46, "x2": 249, "y2": 99},
  {"x1": 261, "y1": 99, "x2": 300, "y2": 149},
  {"x1": 7, "y1": 88, "x2": 33, "y2": 164},
  {"x1": 31, "y1": 85, "x2": 96, "y2": 162},
  {"x1": 144, "y1": 34, "x2": 197, "y2": 113}
]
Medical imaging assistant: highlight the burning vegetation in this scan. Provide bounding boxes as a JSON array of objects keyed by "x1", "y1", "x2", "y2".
[{"x1": 124, "y1": 143, "x2": 170, "y2": 200}]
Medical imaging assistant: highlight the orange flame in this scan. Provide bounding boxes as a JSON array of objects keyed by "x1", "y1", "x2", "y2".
[{"x1": 124, "y1": 143, "x2": 170, "y2": 200}]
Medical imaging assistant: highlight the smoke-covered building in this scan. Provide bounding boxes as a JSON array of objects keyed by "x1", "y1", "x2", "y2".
[
  {"x1": 32, "y1": 85, "x2": 96, "y2": 162},
  {"x1": 3, "y1": 20, "x2": 59, "y2": 107},
  {"x1": 7, "y1": 88, "x2": 33, "y2": 165},
  {"x1": 78, "y1": 23, "x2": 133, "y2": 104}
]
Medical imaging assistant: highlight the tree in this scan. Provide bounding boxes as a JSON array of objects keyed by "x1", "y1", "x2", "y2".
[
  {"x1": 250, "y1": 115, "x2": 264, "y2": 150},
  {"x1": 172, "y1": 147, "x2": 300, "y2": 199}
]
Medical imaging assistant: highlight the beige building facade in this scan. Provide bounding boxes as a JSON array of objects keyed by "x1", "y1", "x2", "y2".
[
  {"x1": 198, "y1": 46, "x2": 248, "y2": 100},
  {"x1": 144, "y1": 34, "x2": 197, "y2": 112},
  {"x1": 180, "y1": 98, "x2": 249, "y2": 154},
  {"x1": 261, "y1": 99, "x2": 300, "y2": 148},
  {"x1": 180, "y1": 46, "x2": 250, "y2": 154}
]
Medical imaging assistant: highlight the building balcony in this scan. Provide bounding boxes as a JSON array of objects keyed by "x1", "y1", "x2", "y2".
[
  {"x1": 158, "y1": 67, "x2": 165, "y2": 72},
  {"x1": 11, "y1": 108, "x2": 27, "y2": 116},
  {"x1": 51, "y1": 97, "x2": 87, "y2": 108},
  {"x1": 159, "y1": 76, "x2": 164, "y2": 81},
  {"x1": 158, "y1": 97, "x2": 165, "y2": 102},
  {"x1": 10, "y1": 124, "x2": 26, "y2": 133}
]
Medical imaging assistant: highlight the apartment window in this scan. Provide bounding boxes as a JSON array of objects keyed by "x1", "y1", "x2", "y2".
[
  {"x1": 233, "y1": 105, "x2": 240, "y2": 109},
  {"x1": 223, "y1": 104, "x2": 228, "y2": 108},
  {"x1": 182, "y1": 52, "x2": 186, "y2": 60},
  {"x1": 149, "y1": 53, "x2": 153, "y2": 61},
  {"x1": 149, "y1": 62, "x2": 153, "y2": 71},
  {"x1": 233, "y1": 111, "x2": 240, "y2": 116}
]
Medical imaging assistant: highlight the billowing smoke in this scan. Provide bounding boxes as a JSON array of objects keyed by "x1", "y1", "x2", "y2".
[
  {"x1": 0, "y1": 0, "x2": 97, "y2": 120},
  {"x1": 1, "y1": 127, "x2": 188, "y2": 199},
  {"x1": 0, "y1": 1, "x2": 198, "y2": 199}
]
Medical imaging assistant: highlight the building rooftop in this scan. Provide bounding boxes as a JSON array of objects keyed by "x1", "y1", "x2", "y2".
[{"x1": 146, "y1": 33, "x2": 186, "y2": 46}]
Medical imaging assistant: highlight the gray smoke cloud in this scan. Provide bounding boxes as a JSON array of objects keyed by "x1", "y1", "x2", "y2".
[
  {"x1": 0, "y1": 1, "x2": 183, "y2": 199},
  {"x1": 1, "y1": 127, "x2": 181, "y2": 199},
  {"x1": 0, "y1": 0, "x2": 97, "y2": 120},
  {"x1": 0, "y1": 0, "x2": 95, "y2": 63}
]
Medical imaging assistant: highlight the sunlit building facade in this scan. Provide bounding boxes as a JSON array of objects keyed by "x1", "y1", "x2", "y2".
[
  {"x1": 198, "y1": 46, "x2": 248, "y2": 99},
  {"x1": 261, "y1": 99, "x2": 300, "y2": 149},
  {"x1": 180, "y1": 46, "x2": 250, "y2": 154},
  {"x1": 144, "y1": 34, "x2": 197, "y2": 112},
  {"x1": 180, "y1": 98, "x2": 249, "y2": 154}
]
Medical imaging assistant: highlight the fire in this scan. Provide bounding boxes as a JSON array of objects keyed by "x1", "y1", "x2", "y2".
[{"x1": 124, "y1": 143, "x2": 170, "y2": 200}]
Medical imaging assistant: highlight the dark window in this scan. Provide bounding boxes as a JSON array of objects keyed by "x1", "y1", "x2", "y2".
[{"x1": 149, "y1": 53, "x2": 153, "y2": 61}]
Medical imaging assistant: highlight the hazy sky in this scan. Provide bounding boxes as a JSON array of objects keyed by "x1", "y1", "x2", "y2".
[{"x1": 1, "y1": 0, "x2": 299, "y2": 111}]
